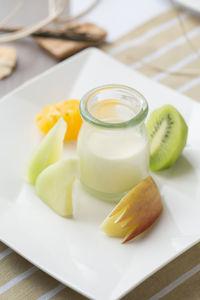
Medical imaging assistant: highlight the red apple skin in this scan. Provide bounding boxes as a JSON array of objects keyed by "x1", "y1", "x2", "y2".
[{"x1": 109, "y1": 176, "x2": 163, "y2": 244}]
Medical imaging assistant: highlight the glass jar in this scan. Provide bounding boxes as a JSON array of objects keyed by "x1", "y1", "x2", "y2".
[{"x1": 77, "y1": 84, "x2": 149, "y2": 202}]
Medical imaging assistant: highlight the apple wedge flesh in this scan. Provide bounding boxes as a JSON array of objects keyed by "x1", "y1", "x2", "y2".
[
  {"x1": 35, "y1": 157, "x2": 78, "y2": 217},
  {"x1": 101, "y1": 207, "x2": 138, "y2": 238},
  {"x1": 25, "y1": 118, "x2": 66, "y2": 185},
  {"x1": 100, "y1": 176, "x2": 162, "y2": 243}
]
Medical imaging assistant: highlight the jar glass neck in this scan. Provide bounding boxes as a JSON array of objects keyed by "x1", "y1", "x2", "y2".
[{"x1": 80, "y1": 84, "x2": 148, "y2": 129}]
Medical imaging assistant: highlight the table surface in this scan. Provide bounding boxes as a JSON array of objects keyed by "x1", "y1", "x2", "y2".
[{"x1": 1, "y1": 1, "x2": 200, "y2": 300}]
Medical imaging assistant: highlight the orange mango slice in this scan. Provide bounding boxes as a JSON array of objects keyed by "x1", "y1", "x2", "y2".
[{"x1": 36, "y1": 99, "x2": 82, "y2": 141}]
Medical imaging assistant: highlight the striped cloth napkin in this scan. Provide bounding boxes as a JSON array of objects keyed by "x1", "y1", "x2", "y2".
[
  {"x1": 0, "y1": 7, "x2": 200, "y2": 300},
  {"x1": 102, "y1": 7, "x2": 200, "y2": 101}
]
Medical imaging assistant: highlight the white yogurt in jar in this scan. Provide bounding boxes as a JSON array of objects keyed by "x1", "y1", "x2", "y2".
[
  {"x1": 77, "y1": 124, "x2": 149, "y2": 199},
  {"x1": 78, "y1": 85, "x2": 149, "y2": 201}
]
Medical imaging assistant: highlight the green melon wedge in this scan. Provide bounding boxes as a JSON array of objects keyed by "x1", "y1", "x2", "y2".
[
  {"x1": 25, "y1": 118, "x2": 67, "y2": 185},
  {"x1": 35, "y1": 157, "x2": 78, "y2": 217}
]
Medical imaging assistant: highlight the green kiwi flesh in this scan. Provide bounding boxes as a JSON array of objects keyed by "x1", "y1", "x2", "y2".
[{"x1": 146, "y1": 105, "x2": 188, "y2": 172}]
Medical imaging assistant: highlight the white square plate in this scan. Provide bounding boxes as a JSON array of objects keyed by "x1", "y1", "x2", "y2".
[
  {"x1": 0, "y1": 48, "x2": 200, "y2": 300},
  {"x1": 175, "y1": 0, "x2": 200, "y2": 14}
]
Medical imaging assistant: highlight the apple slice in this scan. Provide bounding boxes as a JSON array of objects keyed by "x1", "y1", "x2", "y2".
[
  {"x1": 25, "y1": 118, "x2": 66, "y2": 184},
  {"x1": 35, "y1": 157, "x2": 78, "y2": 217},
  {"x1": 100, "y1": 176, "x2": 162, "y2": 244}
]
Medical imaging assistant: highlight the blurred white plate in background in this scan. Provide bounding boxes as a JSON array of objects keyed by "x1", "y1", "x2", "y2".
[{"x1": 175, "y1": 0, "x2": 200, "y2": 14}]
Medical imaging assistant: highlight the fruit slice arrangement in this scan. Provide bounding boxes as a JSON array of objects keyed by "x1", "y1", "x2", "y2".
[
  {"x1": 101, "y1": 176, "x2": 162, "y2": 243},
  {"x1": 146, "y1": 105, "x2": 188, "y2": 172},
  {"x1": 25, "y1": 101, "x2": 188, "y2": 244}
]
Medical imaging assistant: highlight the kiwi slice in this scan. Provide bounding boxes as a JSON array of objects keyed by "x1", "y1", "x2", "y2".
[{"x1": 146, "y1": 104, "x2": 188, "y2": 172}]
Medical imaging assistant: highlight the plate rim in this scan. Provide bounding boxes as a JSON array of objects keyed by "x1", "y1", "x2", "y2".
[{"x1": 0, "y1": 47, "x2": 93, "y2": 104}]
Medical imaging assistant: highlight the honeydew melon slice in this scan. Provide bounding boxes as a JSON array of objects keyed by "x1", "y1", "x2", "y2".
[
  {"x1": 35, "y1": 157, "x2": 78, "y2": 217},
  {"x1": 25, "y1": 118, "x2": 66, "y2": 185}
]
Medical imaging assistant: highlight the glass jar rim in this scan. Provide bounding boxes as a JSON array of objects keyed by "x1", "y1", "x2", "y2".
[{"x1": 79, "y1": 84, "x2": 148, "y2": 129}]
